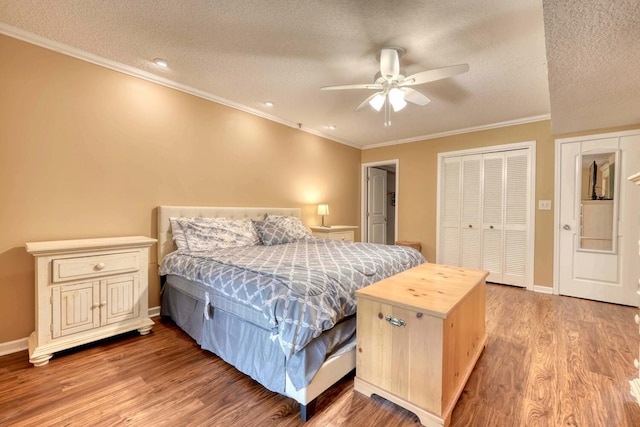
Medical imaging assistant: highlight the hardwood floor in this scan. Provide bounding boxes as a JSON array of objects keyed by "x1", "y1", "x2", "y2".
[{"x1": 1, "y1": 284, "x2": 639, "y2": 426}]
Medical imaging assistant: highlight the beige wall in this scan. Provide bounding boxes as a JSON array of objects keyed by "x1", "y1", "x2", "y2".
[
  {"x1": 0, "y1": 35, "x2": 361, "y2": 343},
  {"x1": 3, "y1": 32, "x2": 638, "y2": 346},
  {"x1": 361, "y1": 121, "x2": 556, "y2": 288}
]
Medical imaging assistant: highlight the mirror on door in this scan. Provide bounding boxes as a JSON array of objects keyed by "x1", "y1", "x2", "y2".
[{"x1": 579, "y1": 151, "x2": 619, "y2": 252}]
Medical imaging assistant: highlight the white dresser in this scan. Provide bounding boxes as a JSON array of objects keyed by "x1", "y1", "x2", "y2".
[
  {"x1": 310, "y1": 225, "x2": 358, "y2": 242},
  {"x1": 629, "y1": 172, "x2": 640, "y2": 403},
  {"x1": 25, "y1": 236, "x2": 156, "y2": 366}
]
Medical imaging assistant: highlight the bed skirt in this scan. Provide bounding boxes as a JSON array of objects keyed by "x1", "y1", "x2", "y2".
[{"x1": 161, "y1": 276, "x2": 356, "y2": 393}]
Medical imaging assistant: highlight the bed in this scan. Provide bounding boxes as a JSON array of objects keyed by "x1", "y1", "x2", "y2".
[{"x1": 157, "y1": 206, "x2": 425, "y2": 421}]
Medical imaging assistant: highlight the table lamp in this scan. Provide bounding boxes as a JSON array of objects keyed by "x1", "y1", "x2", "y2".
[{"x1": 317, "y1": 204, "x2": 330, "y2": 227}]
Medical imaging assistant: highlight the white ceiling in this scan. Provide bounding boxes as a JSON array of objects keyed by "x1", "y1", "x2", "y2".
[
  {"x1": 543, "y1": 0, "x2": 640, "y2": 135},
  {"x1": 0, "y1": 1, "x2": 636, "y2": 148}
]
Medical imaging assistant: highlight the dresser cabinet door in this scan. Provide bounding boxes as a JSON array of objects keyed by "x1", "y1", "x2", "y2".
[
  {"x1": 52, "y1": 281, "x2": 100, "y2": 338},
  {"x1": 52, "y1": 274, "x2": 140, "y2": 337},
  {"x1": 103, "y1": 274, "x2": 140, "y2": 325}
]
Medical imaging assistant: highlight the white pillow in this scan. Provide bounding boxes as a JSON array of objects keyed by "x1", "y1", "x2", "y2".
[{"x1": 169, "y1": 217, "x2": 190, "y2": 251}]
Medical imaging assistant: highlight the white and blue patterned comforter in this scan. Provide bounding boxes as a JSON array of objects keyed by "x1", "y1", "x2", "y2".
[{"x1": 159, "y1": 239, "x2": 425, "y2": 357}]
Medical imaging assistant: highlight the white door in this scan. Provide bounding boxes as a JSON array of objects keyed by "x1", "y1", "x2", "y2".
[
  {"x1": 438, "y1": 143, "x2": 534, "y2": 289},
  {"x1": 439, "y1": 157, "x2": 461, "y2": 266},
  {"x1": 460, "y1": 155, "x2": 482, "y2": 269},
  {"x1": 481, "y1": 152, "x2": 504, "y2": 282},
  {"x1": 557, "y1": 137, "x2": 637, "y2": 305},
  {"x1": 502, "y1": 150, "x2": 530, "y2": 286},
  {"x1": 367, "y1": 167, "x2": 387, "y2": 244}
]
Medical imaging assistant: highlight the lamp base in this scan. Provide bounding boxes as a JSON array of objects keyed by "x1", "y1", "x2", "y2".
[{"x1": 321, "y1": 216, "x2": 330, "y2": 228}]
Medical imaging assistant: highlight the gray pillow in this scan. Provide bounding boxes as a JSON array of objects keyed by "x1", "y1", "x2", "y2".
[{"x1": 253, "y1": 215, "x2": 312, "y2": 246}]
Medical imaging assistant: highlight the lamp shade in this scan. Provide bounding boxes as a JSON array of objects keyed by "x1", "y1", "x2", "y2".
[
  {"x1": 388, "y1": 87, "x2": 407, "y2": 112},
  {"x1": 369, "y1": 93, "x2": 386, "y2": 111},
  {"x1": 317, "y1": 204, "x2": 330, "y2": 216}
]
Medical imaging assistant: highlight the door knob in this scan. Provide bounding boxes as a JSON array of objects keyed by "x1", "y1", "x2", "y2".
[{"x1": 563, "y1": 224, "x2": 571, "y2": 231}]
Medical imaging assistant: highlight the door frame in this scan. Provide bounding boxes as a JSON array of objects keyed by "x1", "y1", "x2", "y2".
[
  {"x1": 553, "y1": 128, "x2": 640, "y2": 296},
  {"x1": 436, "y1": 140, "x2": 536, "y2": 290},
  {"x1": 361, "y1": 159, "x2": 399, "y2": 243}
]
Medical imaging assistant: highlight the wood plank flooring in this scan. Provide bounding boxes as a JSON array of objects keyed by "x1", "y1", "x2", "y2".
[{"x1": 1, "y1": 284, "x2": 639, "y2": 426}]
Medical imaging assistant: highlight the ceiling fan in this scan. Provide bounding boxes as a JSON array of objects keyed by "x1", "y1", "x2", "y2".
[{"x1": 321, "y1": 47, "x2": 469, "y2": 126}]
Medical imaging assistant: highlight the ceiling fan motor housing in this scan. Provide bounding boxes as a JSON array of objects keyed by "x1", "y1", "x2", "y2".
[{"x1": 379, "y1": 47, "x2": 404, "y2": 80}]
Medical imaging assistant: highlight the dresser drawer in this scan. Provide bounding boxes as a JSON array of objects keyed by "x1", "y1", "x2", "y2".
[
  {"x1": 327, "y1": 231, "x2": 354, "y2": 242},
  {"x1": 52, "y1": 251, "x2": 140, "y2": 282}
]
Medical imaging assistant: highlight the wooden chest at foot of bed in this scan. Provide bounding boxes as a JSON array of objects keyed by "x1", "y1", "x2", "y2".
[{"x1": 354, "y1": 263, "x2": 488, "y2": 427}]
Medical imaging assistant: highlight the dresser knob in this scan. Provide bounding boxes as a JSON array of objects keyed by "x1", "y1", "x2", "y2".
[
  {"x1": 635, "y1": 359, "x2": 640, "y2": 369},
  {"x1": 94, "y1": 262, "x2": 106, "y2": 271},
  {"x1": 635, "y1": 314, "x2": 640, "y2": 325}
]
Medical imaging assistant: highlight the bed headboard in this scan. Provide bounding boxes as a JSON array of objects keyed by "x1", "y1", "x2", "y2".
[{"x1": 157, "y1": 205, "x2": 301, "y2": 264}]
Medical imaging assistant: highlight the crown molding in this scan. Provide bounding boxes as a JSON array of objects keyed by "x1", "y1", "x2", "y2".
[
  {"x1": 0, "y1": 23, "x2": 359, "y2": 149},
  {"x1": 0, "y1": 23, "x2": 549, "y2": 152},
  {"x1": 363, "y1": 114, "x2": 551, "y2": 150}
]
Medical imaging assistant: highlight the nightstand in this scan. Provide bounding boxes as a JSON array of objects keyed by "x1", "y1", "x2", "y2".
[
  {"x1": 310, "y1": 225, "x2": 358, "y2": 242},
  {"x1": 25, "y1": 236, "x2": 156, "y2": 366},
  {"x1": 396, "y1": 240, "x2": 422, "y2": 252},
  {"x1": 355, "y1": 263, "x2": 488, "y2": 426}
]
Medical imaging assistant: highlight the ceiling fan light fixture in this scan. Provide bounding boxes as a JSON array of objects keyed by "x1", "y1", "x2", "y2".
[
  {"x1": 391, "y1": 98, "x2": 407, "y2": 112},
  {"x1": 388, "y1": 88, "x2": 407, "y2": 112},
  {"x1": 369, "y1": 93, "x2": 386, "y2": 111}
]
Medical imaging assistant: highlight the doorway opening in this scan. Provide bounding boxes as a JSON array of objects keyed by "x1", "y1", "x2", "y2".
[{"x1": 361, "y1": 160, "x2": 398, "y2": 244}]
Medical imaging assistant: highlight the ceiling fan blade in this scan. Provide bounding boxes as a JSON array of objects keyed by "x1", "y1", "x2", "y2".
[
  {"x1": 321, "y1": 83, "x2": 382, "y2": 91},
  {"x1": 402, "y1": 88, "x2": 431, "y2": 106},
  {"x1": 355, "y1": 92, "x2": 383, "y2": 112},
  {"x1": 380, "y1": 48, "x2": 400, "y2": 80},
  {"x1": 401, "y1": 63, "x2": 470, "y2": 86}
]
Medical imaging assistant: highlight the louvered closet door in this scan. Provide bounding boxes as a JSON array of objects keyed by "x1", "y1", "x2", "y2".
[
  {"x1": 482, "y1": 153, "x2": 504, "y2": 283},
  {"x1": 460, "y1": 155, "x2": 482, "y2": 269},
  {"x1": 440, "y1": 157, "x2": 461, "y2": 266},
  {"x1": 503, "y1": 149, "x2": 530, "y2": 286}
]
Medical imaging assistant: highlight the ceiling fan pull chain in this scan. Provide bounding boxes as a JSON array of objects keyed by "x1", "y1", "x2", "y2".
[{"x1": 384, "y1": 97, "x2": 390, "y2": 127}]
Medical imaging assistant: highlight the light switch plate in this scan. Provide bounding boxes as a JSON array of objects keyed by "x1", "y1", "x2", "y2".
[{"x1": 538, "y1": 200, "x2": 552, "y2": 210}]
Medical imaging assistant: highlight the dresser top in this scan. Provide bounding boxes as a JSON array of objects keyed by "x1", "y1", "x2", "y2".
[
  {"x1": 26, "y1": 236, "x2": 157, "y2": 255},
  {"x1": 356, "y1": 263, "x2": 488, "y2": 319}
]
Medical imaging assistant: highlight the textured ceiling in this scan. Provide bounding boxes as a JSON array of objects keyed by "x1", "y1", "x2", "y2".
[
  {"x1": 0, "y1": 1, "x2": 635, "y2": 147},
  {"x1": 543, "y1": 0, "x2": 640, "y2": 135}
]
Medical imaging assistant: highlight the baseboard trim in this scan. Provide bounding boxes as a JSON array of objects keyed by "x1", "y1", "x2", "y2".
[
  {"x1": 534, "y1": 285, "x2": 553, "y2": 294},
  {"x1": 149, "y1": 305, "x2": 161, "y2": 318},
  {"x1": 0, "y1": 337, "x2": 28, "y2": 356},
  {"x1": 1, "y1": 306, "x2": 162, "y2": 357}
]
